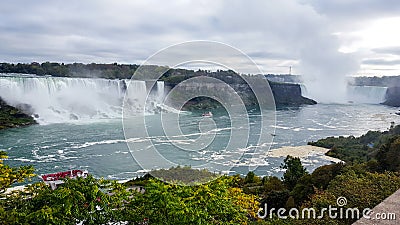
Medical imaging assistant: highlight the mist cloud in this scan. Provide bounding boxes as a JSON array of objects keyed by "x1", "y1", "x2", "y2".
[{"x1": 0, "y1": 0, "x2": 399, "y2": 78}]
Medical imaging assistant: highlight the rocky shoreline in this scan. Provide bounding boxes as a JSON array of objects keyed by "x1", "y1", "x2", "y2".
[{"x1": 0, "y1": 98, "x2": 36, "y2": 130}]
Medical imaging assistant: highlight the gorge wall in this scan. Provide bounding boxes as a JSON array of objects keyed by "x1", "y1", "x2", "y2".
[
  {"x1": 269, "y1": 82, "x2": 316, "y2": 106},
  {"x1": 383, "y1": 87, "x2": 400, "y2": 107},
  {"x1": 164, "y1": 81, "x2": 316, "y2": 110}
]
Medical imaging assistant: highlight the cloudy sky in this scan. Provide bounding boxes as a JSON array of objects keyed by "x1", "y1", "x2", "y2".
[{"x1": 1, "y1": 0, "x2": 400, "y2": 76}]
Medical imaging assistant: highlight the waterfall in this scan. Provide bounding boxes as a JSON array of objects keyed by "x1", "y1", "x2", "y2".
[
  {"x1": 300, "y1": 83, "x2": 387, "y2": 104},
  {"x1": 299, "y1": 84, "x2": 309, "y2": 97},
  {"x1": 346, "y1": 86, "x2": 388, "y2": 104},
  {"x1": 156, "y1": 81, "x2": 165, "y2": 103},
  {"x1": 0, "y1": 75, "x2": 165, "y2": 124},
  {"x1": 124, "y1": 80, "x2": 148, "y2": 115}
]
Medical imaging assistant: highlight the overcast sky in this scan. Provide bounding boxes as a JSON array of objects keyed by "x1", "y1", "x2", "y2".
[{"x1": 1, "y1": 0, "x2": 400, "y2": 76}]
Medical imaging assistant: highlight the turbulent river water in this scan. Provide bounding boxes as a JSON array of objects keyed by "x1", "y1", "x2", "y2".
[
  {"x1": 1, "y1": 75, "x2": 399, "y2": 181},
  {"x1": 1, "y1": 104, "x2": 399, "y2": 182}
]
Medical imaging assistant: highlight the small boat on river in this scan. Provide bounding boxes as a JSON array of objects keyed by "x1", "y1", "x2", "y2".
[{"x1": 202, "y1": 111, "x2": 213, "y2": 117}]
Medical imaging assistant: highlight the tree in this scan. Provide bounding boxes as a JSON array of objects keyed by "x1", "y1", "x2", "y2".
[
  {"x1": 281, "y1": 155, "x2": 308, "y2": 190},
  {"x1": 311, "y1": 163, "x2": 345, "y2": 190},
  {"x1": 261, "y1": 190, "x2": 290, "y2": 210},
  {"x1": 0, "y1": 175, "x2": 131, "y2": 224},
  {"x1": 262, "y1": 176, "x2": 286, "y2": 194},
  {"x1": 0, "y1": 151, "x2": 35, "y2": 224},
  {"x1": 0, "y1": 151, "x2": 35, "y2": 193},
  {"x1": 245, "y1": 171, "x2": 261, "y2": 184},
  {"x1": 376, "y1": 136, "x2": 400, "y2": 172},
  {"x1": 290, "y1": 174, "x2": 314, "y2": 206},
  {"x1": 306, "y1": 169, "x2": 400, "y2": 224},
  {"x1": 127, "y1": 176, "x2": 260, "y2": 224}
]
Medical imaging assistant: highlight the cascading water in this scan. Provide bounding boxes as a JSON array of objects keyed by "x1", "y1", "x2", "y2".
[
  {"x1": 300, "y1": 83, "x2": 387, "y2": 104},
  {"x1": 346, "y1": 86, "x2": 388, "y2": 104},
  {"x1": 300, "y1": 84, "x2": 308, "y2": 97},
  {"x1": 0, "y1": 75, "x2": 166, "y2": 124},
  {"x1": 156, "y1": 81, "x2": 164, "y2": 103}
]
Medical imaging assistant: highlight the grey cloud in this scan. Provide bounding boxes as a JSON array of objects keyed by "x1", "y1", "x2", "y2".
[
  {"x1": 372, "y1": 47, "x2": 400, "y2": 56},
  {"x1": 0, "y1": 0, "x2": 209, "y2": 63},
  {"x1": 302, "y1": 0, "x2": 400, "y2": 32},
  {"x1": 247, "y1": 51, "x2": 295, "y2": 60},
  {"x1": 0, "y1": 0, "x2": 398, "y2": 78},
  {"x1": 362, "y1": 58, "x2": 400, "y2": 66},
  {"x1": 307, "y1": 0, "x2": 400, "y2": 19}
]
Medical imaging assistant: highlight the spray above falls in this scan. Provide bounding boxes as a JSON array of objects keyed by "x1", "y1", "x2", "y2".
[
  {"x1": 0, "y1": 76, "x2": 165, "y2": 124},
  {"x1": 298, "y1": 34, "x2": 360, "y2": 103}
]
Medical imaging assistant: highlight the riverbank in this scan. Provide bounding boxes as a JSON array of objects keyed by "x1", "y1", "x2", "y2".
[
  {"x1": 0, "y1": 98, "x2": 36, "y2": 130},
  {"x1": 266, "y1": 145, "x2": 343, "y2": 163}
]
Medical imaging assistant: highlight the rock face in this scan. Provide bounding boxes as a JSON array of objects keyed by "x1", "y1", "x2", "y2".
[
  {"x1": 0, "y1": 98, "x2": 36, "y2": 130},
  {"x1": 383, "y1": 87, "x2": 400, "y2": 107},
  {"x1": 165, "y1": 81, "x2": 316, "y2": 110},
  {"x1": 269, "y1": 82, "x2": 316, "y2": 106}
]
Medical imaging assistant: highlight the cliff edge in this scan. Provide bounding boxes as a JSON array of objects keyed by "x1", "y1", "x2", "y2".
[
  {"x1": 269, "y1": 82, "x2": 316, "y2": 106},
  {"x1": 0, "y1": 98, "x2": 36, "y2": 130},
  {"x1": 165, "y1": 81, "x2": 317, "y2": 110},
  {"x1": 382, "y1": 86, "x2": 400, "y2": 107}
]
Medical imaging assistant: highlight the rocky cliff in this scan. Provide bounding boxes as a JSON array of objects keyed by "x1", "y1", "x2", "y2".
[
  {"x1": 165, "y1": 81, "x2": 316, "y2": 110},
  {"x1": 269, "y1": 82, "x2": 316, "y2": 106},
  {"x1": 383, "y1": 86, "x2": 400, "y2": 107},
  {"x1": 0, "y1": 98, "x2": 36, "y2": 130}
]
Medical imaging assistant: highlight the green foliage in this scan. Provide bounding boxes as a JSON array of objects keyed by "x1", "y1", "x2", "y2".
[
  {"x1": 290, "y1": 174, "x2": 314, "y2": 206},
  {"x1": 261, "y1": 190, "x2": 290, "y2": 210},
  {"x1": 1, "y1": 176, "x2": 131, "y2": 224},
  {"x1": 304, "y1": 169, "x2": 400, "y2": 225},
  {"x1": 127, "y1": 176, "x2": 259, "y2": 224},
  {"x1": 281, "y1": 156, "x2": 308, "y2": 190},
  {"x1": 262, "y1": 176, "x2": 286, "y2": 194},
  {"x1": 123, "y1": 173, "x2": 153, "y2": 187},
  {"x1": 0, "y1": 151, "x2": 35, "y2": 193},
  {"x1": 0, "y1": 62, "x2": 245, "y2": 81},
  {"x1": 181, "y1": 97, "x2": 224, "y2": 110},
  {"x1": 326, "y1": 170, "x2": 400, "y2": 210},
  {"x1": 0, "y1": 62, "x2": 140, "y2": 79},
  {"x1": 311, "y1": 163, "x2": 345, "y2": 190},
  {"x1": 376, "y1": 135, "x2": 400, "y2": 172},
  {"x1": 0, "y1": 165, "x2": 261, "y2": 224},
  {"x1": 245, "y1": 171, "x2": 261, "y2": 184},
  {"x1": 242, "y1": 172, "x2": 264, "y2": 196},
  {"x1": 150, "y1": 165, "x2": 219, "y2": 185},
  {"x1": 0, "y1": 98, "x2": 36, "y2": 130},
  {"x1": 3, "y1": 130, "x2": 400, "y2": 224},
  {"x1": 309, "y1": 124, "x2": 400, "y2": 166},
  {"x1": 259, "y1": 162, "x2": 345, "y2": 221},
  {"x1": 309, "y1": 135, "x2": 371, "y2": 163}
]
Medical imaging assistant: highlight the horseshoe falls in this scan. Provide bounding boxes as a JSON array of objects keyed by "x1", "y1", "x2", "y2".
[{"x1": 300, "y1": 84, "x2": 388, "y2": 104}]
